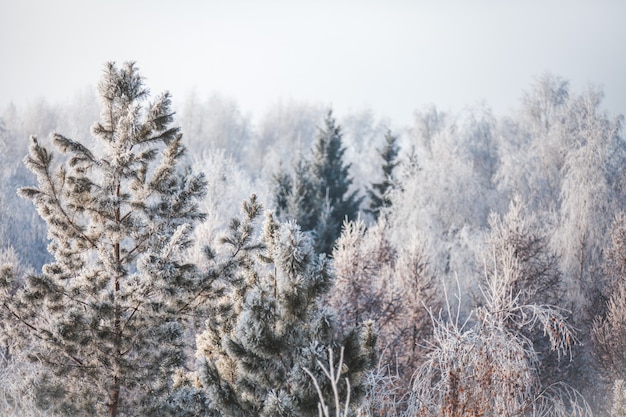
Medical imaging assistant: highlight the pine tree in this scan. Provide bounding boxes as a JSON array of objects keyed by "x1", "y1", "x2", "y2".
[
  {"x1": 366, "y1": 129, "x2": 399, "y2": 220},
  {"x1": 0, "y1": 62, "x2": 209, "y2": 416},
  {"x1": 173, "y1": 197, "x2": 376, "y2": 417},
  {"x1": 274, "y1": 110, "x2": 361, "y2": 254}
]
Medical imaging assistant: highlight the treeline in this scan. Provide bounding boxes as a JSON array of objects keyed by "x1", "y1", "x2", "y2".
[{"x1": 0, "y1": 62, "x2": 625, "y2": 416}]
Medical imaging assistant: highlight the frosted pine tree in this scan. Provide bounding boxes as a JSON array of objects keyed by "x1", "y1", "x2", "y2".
[
  {"x1": 0, "y1": 62, "x2": 208, "y2": 416},
  {"x1": 173, "y1": 197, "x2": 375, "y2": 417}
]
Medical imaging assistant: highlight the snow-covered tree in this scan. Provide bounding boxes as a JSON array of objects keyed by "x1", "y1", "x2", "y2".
[
  {"x1": 480, "y1": 196, "x2": 568, "y2": 386},
  {"x1": 254, "y1": 99, "x2": 324, "y2": 176},
  {"x1": 495, "y1": 74, "x2": 571, "y2": 215},
  {"x1": 338, "y1": 109, "x2": 391, "y2": 203},
  {"x1": 386, "y1": 105, "x2": 497, "y2": 288},
  {"x1": 498, "y1": 77, "x2": 625, "y2": 302},
  {"x1": 553, "y1": 86, "x2": 625, "y2": 307},
  {"x1": 366, "y1": 129, "x2": 399, "y2": 220},
  {"x1": 489, "y1": 78, "x2": 626, "y2": 405},
  {"x1": 185, "y1": 148, "x2": 265, "y2": 269},
  {"x1": 0, "y1": 247, "x2": 47, "y2": 417},
  {"x1": 409, "y1": 247, "x2": 587, "y2": 417},
  {"x1": 174, "y1": 197, "x2": 376, "y2": 417},
  {"x1": 275, "y1": 110, "x2": 362, "y2": 254},
  {"x1": 593, "y1": 214, "x2": 626, "y2": 383},
  {"x1": 331, "y1": 218, "x2": 397, "y2": 329},
  {"x1": 331, "y1": 217, "x2": 439, "y2": 381},
  {"x1": 482, "y1": 195, "x2": 562, "y2": 310},
  {"x1": 0, "y1": 104, "x2": 51, "y2": 270},
  {"x1": 274, "y1": 158, "x2": 316, "y2": 236},
  {"x1": 593, "y1": 278, "x2": 626, "y2": 384},
  {"x1": 178, "y1": 91, "x2": 253, "y2": 163},
  {"x1": 0, "y1": 62, "x2": 210, "y2": 417}
]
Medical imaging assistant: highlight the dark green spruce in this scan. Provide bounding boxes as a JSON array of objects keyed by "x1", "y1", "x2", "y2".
[
  {"x1": 366, "y1": 129, "x2": 399, "y2": 220},
  {"x1": 274, "y1": 111, "x2": 361, "y2": 254}
]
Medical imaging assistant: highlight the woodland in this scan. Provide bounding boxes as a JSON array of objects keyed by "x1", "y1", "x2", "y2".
[{"x1": 0, "y1": 62, "x2": 626, "y2": 416}]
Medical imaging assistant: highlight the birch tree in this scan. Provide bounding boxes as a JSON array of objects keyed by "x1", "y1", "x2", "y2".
[{"x1": 409, "y1": 247, "x2": 587, "y2": 417}]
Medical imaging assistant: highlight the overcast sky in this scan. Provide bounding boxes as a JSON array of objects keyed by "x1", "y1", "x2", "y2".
[{"x1": 1, "y1": 0, "x2": 625, "y2": 127}]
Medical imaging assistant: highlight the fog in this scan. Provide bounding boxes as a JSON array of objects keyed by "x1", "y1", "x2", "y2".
[{"x1": 2, "y1": 0, "x2": 625, "y2": 126}]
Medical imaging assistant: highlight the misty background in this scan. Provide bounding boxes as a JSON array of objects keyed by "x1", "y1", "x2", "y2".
[{"x1": 1, "y1": 0, "x2": 625, "y2": 127}]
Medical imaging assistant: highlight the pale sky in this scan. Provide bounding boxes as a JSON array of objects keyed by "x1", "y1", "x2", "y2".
[{"x1": 1, "y1": 0, "x2": 625, "y2": 127}]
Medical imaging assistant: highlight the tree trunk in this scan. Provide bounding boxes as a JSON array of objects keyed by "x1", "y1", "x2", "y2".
[{"x1": 109, "y1": 181, "x2": 122, "y2": 417}]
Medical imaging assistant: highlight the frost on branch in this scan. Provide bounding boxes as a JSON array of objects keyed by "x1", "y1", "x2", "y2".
[
  {"x1": 330, "y1": 216, "x2": 439, "y2": 381},
  {"x1": 408, "y1": 247, "x2": 588, "y2": 417},
  {"x1": 592, "y1": 213, "x2": 626, "y2": 385},
  {"x1": 304, "y1": 347, "x2": 351, "y2": 417},
  {"x1": 175, "y1": 197, "x2": 375, "y2": 417},
  {"x1": 1, "y1": 62, "x2": 209, "y2": 417}
]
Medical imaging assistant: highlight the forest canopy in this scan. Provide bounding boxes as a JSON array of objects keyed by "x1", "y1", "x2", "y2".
[{"x1": 0, "y1": 64, "x2": 625, "y2": 416}]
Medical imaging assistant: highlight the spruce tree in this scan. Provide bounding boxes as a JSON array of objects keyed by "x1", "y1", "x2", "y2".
[
  {"x1": 0, "y1": 62, "x2": 208, "y2": 416},
  {"x1": 274, "y1": 158, "x2": 316, "y2": 232},
  {"x1": 274, "y1": 110, "x2": 361, "y2": 254},
  {"x1": 173, "y1": 197, "x2": 376, "y2": 417},
  {"x1": 366, "y1": 129, "x2": 399, "y2": 220}
]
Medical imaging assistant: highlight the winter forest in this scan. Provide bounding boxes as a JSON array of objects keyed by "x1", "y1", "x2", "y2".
[{"x1": 1, "y1": 61, "x2": 626, "y2": 417}]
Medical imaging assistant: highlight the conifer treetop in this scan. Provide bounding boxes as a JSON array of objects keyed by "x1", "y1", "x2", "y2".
[{"x1": 3, "y1": 61, "x2": 208, "y2": 417}]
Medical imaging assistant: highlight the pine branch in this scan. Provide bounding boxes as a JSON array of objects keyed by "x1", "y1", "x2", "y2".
[{"x1": 2, "y1": 302, "x2": 40, "y2": 334}]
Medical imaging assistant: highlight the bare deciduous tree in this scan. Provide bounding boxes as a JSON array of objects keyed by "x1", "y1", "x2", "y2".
[{"x1": 409, "y1": 247, "x2": 588, "y2": 417}]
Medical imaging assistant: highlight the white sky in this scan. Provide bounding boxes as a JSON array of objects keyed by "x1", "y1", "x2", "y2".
[{"x1": 1, "y1": 0, "x2": 625, "y2": 127}]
